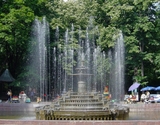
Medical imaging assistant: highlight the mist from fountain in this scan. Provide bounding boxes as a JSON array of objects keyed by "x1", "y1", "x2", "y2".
[
  {"x1": 29, "y1": 17, "x2": 125, "y2": 102},
  {"x1": 28, "y1": 17, "x2": 50, "y2": 100},
  {"x1": 108, "y1": 32, "x2": 125, "y2": 102}
]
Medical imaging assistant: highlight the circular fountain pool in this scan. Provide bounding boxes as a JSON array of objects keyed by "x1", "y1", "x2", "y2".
[{"x1": 0, "y1": 111, "x2": 160, "y2": 120}]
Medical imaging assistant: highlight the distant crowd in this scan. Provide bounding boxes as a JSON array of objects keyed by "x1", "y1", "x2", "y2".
[{"x1": 125, "y1": 91, "x2": 151, "y2": 104}]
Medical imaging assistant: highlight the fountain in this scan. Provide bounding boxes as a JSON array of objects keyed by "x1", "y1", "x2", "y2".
[
  {"x1": 108, "y1": 31, "x2": 125, "y2": 102},
  {"x1": 33, "y1": 17, "x2": 129, "y2": 120},
  {"x1": 35, "y1": 60, "x2": 129, "y2": 120},
  {"x1": 28, "y1": 17, "x2": 50, "y2": 101}
]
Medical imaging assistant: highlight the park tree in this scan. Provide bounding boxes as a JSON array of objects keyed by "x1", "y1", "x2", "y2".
[
  {"x1": 0, "y1": 0, "x2": 48, "y2": 90},
  {"x1": 0, "y1": 6, "x2": 34, "y2": 89},
  {"x1": 46, "y1": 0, "x2": 99, "y2": 32},
  {"x1": 0, "y1": 0, "x2": 160, "y2": 92},
  {"x1": 98, "y1": 0, "x2": 160, "y2": 86},
  {"x1": 46, "y1": 0, "x2": 160, "y2": 87}
]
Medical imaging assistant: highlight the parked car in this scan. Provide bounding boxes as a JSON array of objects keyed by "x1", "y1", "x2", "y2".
[{"x1": 149, "y1": 94, "x2": 160, "y2": 103}]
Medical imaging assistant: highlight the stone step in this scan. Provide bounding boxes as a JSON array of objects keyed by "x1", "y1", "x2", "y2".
[
  {"x1": 59, "y1": 106, "x2": 104, "y2": 110},
  {"x1": 61, "y1": 102, "x2": 103, "y2": 105}
]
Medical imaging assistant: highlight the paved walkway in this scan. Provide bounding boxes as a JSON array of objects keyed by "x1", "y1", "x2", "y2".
[
  {"x1": 128, "y1": 102, "x2": 160, "y2": 111},
  {"x1": 0, "y1": 120, "x2": 160, "y2": 125},
  {"x1": 0, "y1": 101, "x2": 160, "y2": 112},
  {"x1": 0, "y1": 101, "x2": 52, "y2": 112}
]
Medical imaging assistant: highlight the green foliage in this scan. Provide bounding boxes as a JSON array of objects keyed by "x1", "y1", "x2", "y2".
[
  {"x1": 154, "y1": 53, "x2": 160, "y2": 79},
  {"x1": 24, "y1": 0, "x2": 49, "y2": 16},
  {"x1": 0, "y1": 5, "x2": 34, "y2": 68},
  {"x1": 97, "y1": 26, "x2": 119, "y2": 50},
  {"x1": 97, "y1": 55, "x2": 110, "y2": 75},
  {"x1": 47, "y1": 0, "x2": 99, "y2": 31},
  {"x1": 0, "y1": 0, "x2": 160, "y2": 91},
  {"x1": 0, "y1": 0, "x2": 46, "y2": 89},
  {"x1": 100, "y1": 0, "x2": 160, "y2": 85}
]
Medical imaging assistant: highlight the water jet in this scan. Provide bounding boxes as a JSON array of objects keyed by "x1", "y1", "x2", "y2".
[{"x1": 32, "y1": 17, "x2": 129, "y2": 120}]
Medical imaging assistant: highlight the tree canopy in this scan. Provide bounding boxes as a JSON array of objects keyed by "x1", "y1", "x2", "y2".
[{"x1": 0, "y1": 0, "x2": 160, "y2": 93}]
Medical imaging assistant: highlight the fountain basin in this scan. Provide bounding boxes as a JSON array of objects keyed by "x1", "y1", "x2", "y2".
[{"x1": 35, "y1": 91, "x2": 129, "y2": 120}]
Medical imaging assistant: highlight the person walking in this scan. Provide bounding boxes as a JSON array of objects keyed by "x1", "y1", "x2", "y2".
[{"x1": 7, "y1": 89, "x2": 12, "y2": 103}]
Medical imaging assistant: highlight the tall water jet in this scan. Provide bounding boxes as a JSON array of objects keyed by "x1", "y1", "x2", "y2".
[
  {"x1": 108, "y1": 31, "x2": 125, "y2": 102},
  {"x1": 34, "y1": 18, "x2": 129, "y2": 120},
  {"x1": 51, "y1": 19, "x2": 125, "y2": 97},
  {"x1": 29, "y1": 17, "x2": 125, "y2": 103},
  {"x1": 28, "y1": 17, "x2": 50, "y2": 101}
]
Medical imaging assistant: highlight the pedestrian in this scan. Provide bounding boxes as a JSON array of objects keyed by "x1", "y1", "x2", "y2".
[
  {"x1": 140, "y1": 92, "x2": 146, "y2": 102},
  {"x1": 146, "y1": 91, "x2": 150, "y2": 101},
  {"x1": 7, "y1": 89, "x2": 12, "y2": 103},
  {"x1": 29, "y1": 89, "x2": 34, "y2": 101}
]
